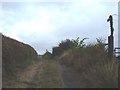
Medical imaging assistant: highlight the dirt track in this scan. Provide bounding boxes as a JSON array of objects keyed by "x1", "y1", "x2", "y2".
[
  {"x1": 24, "y1": 60, "x2": 85, "y2": 88},
  {"x1": 3, "y1": 59, "x2": 87, "y2": 88},
  {"x1": 19, "y1": 61, "x2": 86, "y2": 88},
  {"x1": 26, "y1": 61, "x2": 42, "y2": 88},
  {"x1": 59, "y1": 64, "x2": 86, "y2": 88}
]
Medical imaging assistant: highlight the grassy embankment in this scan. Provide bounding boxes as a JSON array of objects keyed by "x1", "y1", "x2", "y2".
[
  {"x1": 58, "y1": 37, "x2": 118, "y2": 88},
  {"x1": 2, "y1": 35, "x2": 38, "y2": 88}
]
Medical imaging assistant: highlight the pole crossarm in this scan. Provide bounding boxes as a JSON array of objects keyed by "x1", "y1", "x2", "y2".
[{"x1": 115, "y1": 47, "x2": 120, "y2": 49}]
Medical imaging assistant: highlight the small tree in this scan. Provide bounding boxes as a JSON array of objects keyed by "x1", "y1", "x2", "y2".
[{"x1": 58, "y1": 37, "x2": 88, "y2": 51}]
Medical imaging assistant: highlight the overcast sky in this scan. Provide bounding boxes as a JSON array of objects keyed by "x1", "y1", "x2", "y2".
[{"x1": 0, "y1": 0, "x2": 119, "y2": 54}]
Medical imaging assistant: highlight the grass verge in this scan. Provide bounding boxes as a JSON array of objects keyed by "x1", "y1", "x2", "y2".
[
  {"x1": 39, "y1": 59, "x2": 64, "y2": 88},
  {"x1": 3, "y1": 60, "x2": 41, "y2": 88}
]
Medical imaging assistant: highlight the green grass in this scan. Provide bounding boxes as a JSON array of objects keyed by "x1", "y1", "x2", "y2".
[{"x1": 39, "y1": 59, "x2": 64, "y2": 88}]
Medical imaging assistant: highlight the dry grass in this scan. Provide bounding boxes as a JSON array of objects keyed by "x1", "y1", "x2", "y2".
[
  {"x1": 2, "y1": 35, "x2": 38, "y2": 88},
  {"x1": 83, "y1": 59, "x2": 118, "y2": 88},
  {"x1": 58, "y1": 42, "x2": 118, "y2": 88},
  {"x1": 3, "y1": 61, "x2": 42, "y2": 88},
  {"x1": 39, "y1": 59, "x2": 64, "y2": 88}
]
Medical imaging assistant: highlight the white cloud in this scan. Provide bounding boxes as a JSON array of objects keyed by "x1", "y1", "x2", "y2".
[{"x1": 1, "y1": 0, "x2": 118, "y2": 54}]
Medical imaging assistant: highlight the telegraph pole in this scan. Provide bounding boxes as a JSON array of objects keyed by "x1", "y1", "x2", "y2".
[{"x1": 107, "y1": 15, "x2": 114, "y2": 59}]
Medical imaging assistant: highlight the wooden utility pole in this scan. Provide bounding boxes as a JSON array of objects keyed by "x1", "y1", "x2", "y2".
[{"x1": 107, "y1": 15, "x2": 114, "y2": 59}]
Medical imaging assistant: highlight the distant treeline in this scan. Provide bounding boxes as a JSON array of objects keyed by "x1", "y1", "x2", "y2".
[{"x1": 2, "y1": 35, "x2": 38, "y2": 80}]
